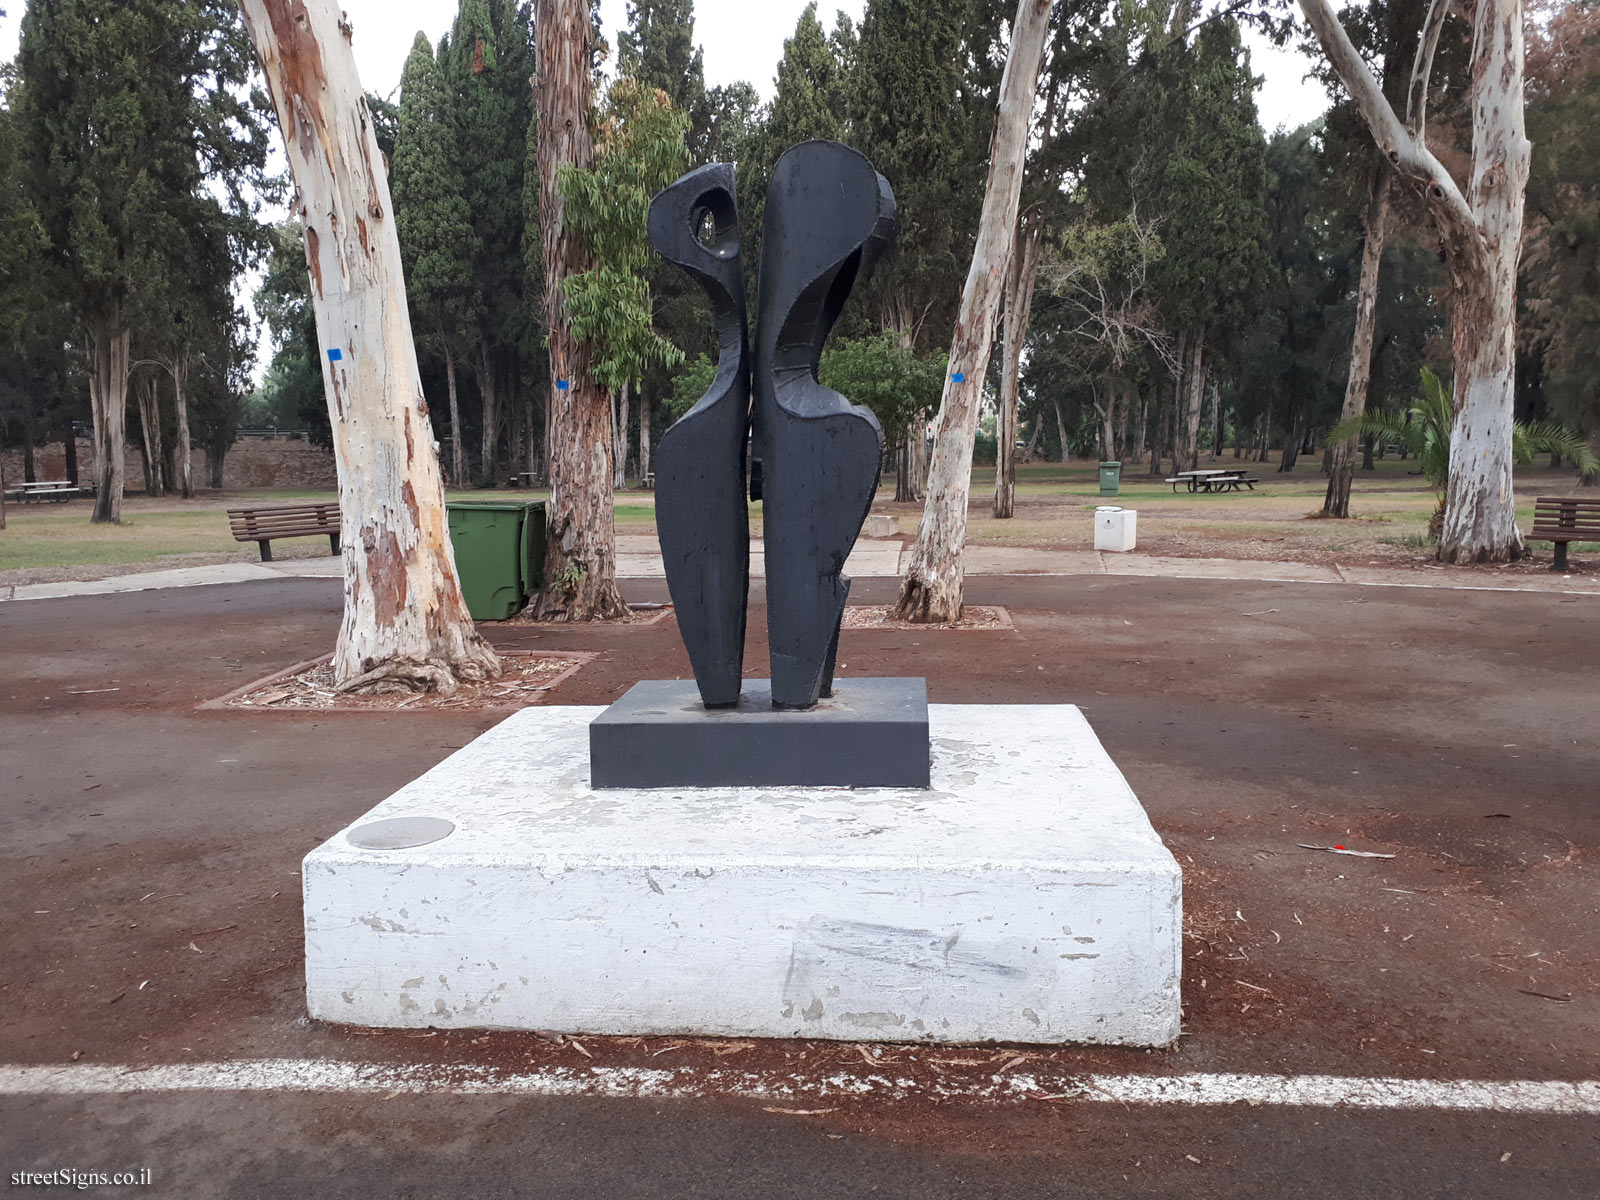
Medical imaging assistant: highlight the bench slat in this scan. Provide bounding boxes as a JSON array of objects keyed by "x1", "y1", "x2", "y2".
[
  {"x1": 227, "y1": 503, "x2": 341, "y2": 562},
  {"x1": 1528, "y1": 496, "x2": 1600, "y2": 570}
]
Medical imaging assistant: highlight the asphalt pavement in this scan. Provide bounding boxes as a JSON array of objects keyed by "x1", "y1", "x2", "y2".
[{"x1": 1, "y1": 572, "x2": 1597, "y2": 1197}]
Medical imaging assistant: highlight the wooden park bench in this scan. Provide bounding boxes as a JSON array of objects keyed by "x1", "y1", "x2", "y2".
[
  {"x1": 227, "y1": 502, "x2": 341, "y2": 562},
  {"x1": 1530, "y1": 496, "x2": 1600, "y2": 571}
]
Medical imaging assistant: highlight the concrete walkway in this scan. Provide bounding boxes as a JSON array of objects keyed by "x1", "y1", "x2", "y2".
[{"x1": 3, "y1": 535, "x2": 1597, "y2": 602}]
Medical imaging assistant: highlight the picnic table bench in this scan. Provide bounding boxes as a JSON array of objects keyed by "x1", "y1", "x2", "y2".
[
  {"x1": 1530, "y1": 496, "x2": 1600, "y2": 571},
  {"x1": 1165, "y1": 469, "x2": 1260, "y2": 494},
  {"x1": 6, "y1": 480, "x2": 87, "y2": 503},
  {"x1": 227, "y1": 502, "x2": 341, "y2": 562}
]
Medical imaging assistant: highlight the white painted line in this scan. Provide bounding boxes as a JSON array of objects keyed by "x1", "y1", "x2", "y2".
[
  {"x1": 978, "y1": 571, "x2": 1600, "y2": 597},
  {"x1": 2, "y1": 1061, "x2": 1598, "y2": 1114}
]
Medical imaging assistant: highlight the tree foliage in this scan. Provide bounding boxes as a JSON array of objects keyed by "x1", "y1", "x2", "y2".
[
  {"x1": 557, "y1": 78, "x2": 689, "y2": 392},
  {"x1": 393, "y1": 37, "x2": 480, "y2": 366},
  {"x1": 1333, "y1": 367, "x2": 1599, "y2": 497}
]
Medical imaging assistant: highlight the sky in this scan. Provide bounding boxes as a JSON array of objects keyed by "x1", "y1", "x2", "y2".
[{"x1": 1, "y1": 1, "x2": 1329, "y2": 124}]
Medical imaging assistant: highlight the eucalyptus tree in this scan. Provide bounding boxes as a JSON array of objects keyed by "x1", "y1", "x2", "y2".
[
  {"x1": 239, "y1": 0, "x2": 501, "y2": 693},
  {"x1": 393, "y1": 31, "x2": 481, "y2": 486},
  {"x1": 131, "y1": 190, "x2": 251, "y2": 500},
  {"x1": 557, "y1": 78, "x2": 689, "y2": 490},
  {"x1": 895, "y1": 0, "x2": 1055, "y2": 624},
  {"x1": 1036, "y1": 213, "x2": 1176, "y2": 464},
  {"x1": 15, "y1": 0, "x2": 270, "y2": 523},
  {"x1": 534, "y1": 0, "x2": 631, "y2": 620},
  {"x1": 1299, "y1": 0, "x2": 1534, "y2": 561}
]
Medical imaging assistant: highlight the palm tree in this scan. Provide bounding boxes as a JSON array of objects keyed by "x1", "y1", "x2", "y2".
[{"x1": 1330, "y1": 368, "x2": 1599, "y2": 538}]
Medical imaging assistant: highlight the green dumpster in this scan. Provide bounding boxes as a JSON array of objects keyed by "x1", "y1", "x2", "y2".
[
  {"x1": 1098, "y1": 460, "x2": 1122, "y2": 496},
  {"x1": 445, "y1": 501, "x2": 546, "y2": 621}
]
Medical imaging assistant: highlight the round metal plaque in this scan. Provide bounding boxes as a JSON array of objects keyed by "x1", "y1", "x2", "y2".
[{"x1": 346, "y1": 816, "x2": 456, "y2": 850}]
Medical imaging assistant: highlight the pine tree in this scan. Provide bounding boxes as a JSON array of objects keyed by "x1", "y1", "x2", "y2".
[{"x1": 393, "y1": 32, "x2": 482, "y2": 487}]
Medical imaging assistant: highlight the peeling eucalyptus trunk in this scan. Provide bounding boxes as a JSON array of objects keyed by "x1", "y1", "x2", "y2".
[
  {"x1": 1209, "y1": 380, "x2": 1222, "y2": 460},
  {"x1": 638, "y1": 390, "x2": 652, "y2": 486},
  {"x1": 894, "y1": 0, "x2": 1053, "y2": 623},
  {"x1": 239, "y1": 0, "x2": 500, "y2": 693},
  {"x1": 1300, "y1": 0, "x2": 1530, "y2": 562},
  {"x1": 478, "y1": 344, "x2": 499, "y2": 486},
  {"x1": 442, "y1": 337, "x2": 465, "y2": 485},
  {"x1": 135, "y1": 372, "x2": 164, "y2": 498},
  {"x1": 1021, "y1": 411, "x2": 1043, "y2": 460},
  {"x1": 1325, "y1": 161, "x2": 1390, "y2": 517},
  {"x1": 533, "y1": 0, "x2": 628, "y2": 621},
  {"x1": 993, "y1": 222, "x2": 1042, "y2": 520},
  {"x1": 613, "y1": 383, "x2": 629, "y2": 490},
  {"x1": 1175, "y1": 334, "x2": 1205, "y2": 474},
  {"x1": 85, "y1": 315, "x2": 128, "y2": 524},
  {"x1": 171, "y1": 358, "x2": 194, "y2": 498}
]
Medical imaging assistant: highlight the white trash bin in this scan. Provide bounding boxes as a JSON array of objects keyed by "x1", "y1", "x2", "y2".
[{"x1": 1094, "y1": 505, "x2": 1137, "y2": 552}]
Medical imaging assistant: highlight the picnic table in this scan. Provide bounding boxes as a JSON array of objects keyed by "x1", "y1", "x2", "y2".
[
  {"x1": 1166, "y1": 469, "x2": 1259, "y2": 494},
  {"x1": 6, "y1": 481, "x2": 87, "y2": 503}
]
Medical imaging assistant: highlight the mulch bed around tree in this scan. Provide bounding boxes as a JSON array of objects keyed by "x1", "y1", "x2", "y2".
[
  {"x1": 501, "y1": 602, "x2": 675, "y2": 626},
  {"x1": 840, "y1": 604, "x2": 1013, "y2": 631},
  {"x1": 209, "y1": 650, "x2": 595, "y2": 713}
]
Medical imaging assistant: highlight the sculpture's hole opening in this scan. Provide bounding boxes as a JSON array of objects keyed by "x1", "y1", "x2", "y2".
[{"x1": 691, "y1": 188, "x2": 739, "y2": 258}]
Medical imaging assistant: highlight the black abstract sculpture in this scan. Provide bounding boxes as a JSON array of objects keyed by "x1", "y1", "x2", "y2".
[
  {"x1": 648, "y1": 163, "x2": 751, "y2": 708},
  {"x1": 591, "y1": 141, "x2": 926, "y2": 790},
  {"x1": 754, "y1": 143, "x2": 898, "y2": 708},
  {"x1": 648, "y1": 141, "x2": 896, "y2": 711}
]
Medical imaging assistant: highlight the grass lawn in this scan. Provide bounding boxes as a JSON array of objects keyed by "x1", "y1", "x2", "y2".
[
  {"x1": 888, "y1": 456, "x2": 1594, "y2": 565},
  {"x1": 4, "y1": 455, "x2": 1592, "y2": 582},
  {"x1": 0, "y1": 485, "x2": 664, "y2": 581}
]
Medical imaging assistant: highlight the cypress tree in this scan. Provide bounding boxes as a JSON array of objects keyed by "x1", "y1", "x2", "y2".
[
  {"x1": 617, "y1": 0, "x2": 709, "y2": 154},
  {"x1": 739, "y1": 4, "x2": 856, "y2": 288},
  {"x1": 445, "y1": 0, "x2": 536, "y2": 484},
  {"x1": 393, "y1": 31, "x2": 482, "y2": 486},
  {"x1": 853, "y1": 0, "x2": 977, "y2": 346}
]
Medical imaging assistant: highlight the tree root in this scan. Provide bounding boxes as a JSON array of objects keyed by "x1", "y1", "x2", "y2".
[
  {"x1": 530, "y1": 578, "x2": 630, "y2": 622},
  {"x1": 333, "y1": 642, "x2": 504, "y2": 696},
  {"x1": 891, "y1": 576, "x2": 963, "y2": 624}
]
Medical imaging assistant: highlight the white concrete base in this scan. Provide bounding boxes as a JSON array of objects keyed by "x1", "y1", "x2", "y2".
[{"x1": 303, "y1": 705, "x2": 1181, "y2": 1046}]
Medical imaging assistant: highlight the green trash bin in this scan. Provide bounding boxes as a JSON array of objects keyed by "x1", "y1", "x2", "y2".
[
  {"x1": 445, "y1": 501, "x2": 546, "y2": 621},
  {"x1": 1098, "y1": 460, "x2": 1122, "y2": 496}
]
